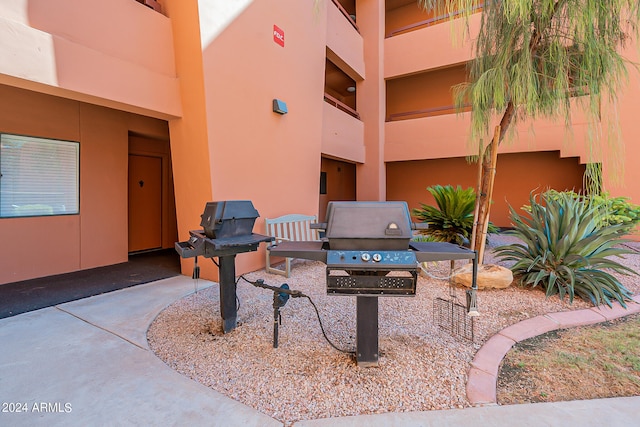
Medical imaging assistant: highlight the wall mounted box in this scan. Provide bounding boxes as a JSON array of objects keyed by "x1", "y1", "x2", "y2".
[{"x1": 272, "y1": 99, "x2": 288, "y2": 114}]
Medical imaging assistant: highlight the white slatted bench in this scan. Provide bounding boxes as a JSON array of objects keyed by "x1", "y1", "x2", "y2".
[{"x1": 265, "y1": 214, "x2": 320, "y2": 277}]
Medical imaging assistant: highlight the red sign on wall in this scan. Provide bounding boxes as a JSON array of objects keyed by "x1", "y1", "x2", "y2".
[{"x1": 273, "y1": 25, "x2": 285, "y2": 47}]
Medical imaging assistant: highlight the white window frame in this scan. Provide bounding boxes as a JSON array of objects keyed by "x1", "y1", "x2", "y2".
[{"x1": 0, "y1": 133, "x2": 79, "y2": 218}]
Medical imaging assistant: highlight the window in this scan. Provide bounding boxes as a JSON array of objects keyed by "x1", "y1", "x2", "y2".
[{"x1": 0, "y1": 134, "x2": 79, "y2": 218}]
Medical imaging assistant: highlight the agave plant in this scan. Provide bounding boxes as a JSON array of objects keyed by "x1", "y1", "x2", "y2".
[
  {"x1": 412, "y1": 184, "x2": 498, "y2": 246},
  {"x1": 495, "y1": 192, "x2": 636, "y2": 307}
]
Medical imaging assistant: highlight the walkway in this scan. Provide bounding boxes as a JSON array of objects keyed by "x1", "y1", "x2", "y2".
[{"x1": 0, "y1": 276, "x2": 638, "y2": 426}]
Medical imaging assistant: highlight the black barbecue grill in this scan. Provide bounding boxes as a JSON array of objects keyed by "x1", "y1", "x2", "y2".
[
  {"x1": 323, "y1": 201, "x2": 419, "y2": 296},
  {"x1": 175, "y1": 200, "x2": 273, "y2": 333},
  {"x1": 268, "y1": 201, "x2": 478, "y2": 366}
]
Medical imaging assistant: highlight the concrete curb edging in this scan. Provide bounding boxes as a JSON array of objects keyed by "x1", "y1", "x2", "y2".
[{"x1": 466, "y1": 295, "x2": 640, "y2": 406}]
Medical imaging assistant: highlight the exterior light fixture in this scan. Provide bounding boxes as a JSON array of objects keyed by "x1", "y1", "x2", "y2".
[
  {"x1": 346, "y1": 86, "x2": 356, "y2": 93},
  {"x1": 272, "y1": 99, "x2": 288, "y2": 115}
]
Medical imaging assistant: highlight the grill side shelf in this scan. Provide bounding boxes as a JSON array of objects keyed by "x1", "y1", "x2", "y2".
[
  {"x1": 267, "y1": 240, "x2": 328, "y2": 263},
  {"x1": 410, "y1": 241, "x2": 477, "y2": 262},
  {"x1": 207, "y1": 233, "x2": 274, "y2": 249},
  {"x1": 175, "y1": 232, "x2": 206, "y2": 258},
  {"x1": 175, "y1": 230, "x2": 274, "y2": 259}
]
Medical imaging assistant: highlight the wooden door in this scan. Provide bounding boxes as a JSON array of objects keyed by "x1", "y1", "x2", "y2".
[{"x1": 128, "y1": 154, "x2": 162, "y2": 252}]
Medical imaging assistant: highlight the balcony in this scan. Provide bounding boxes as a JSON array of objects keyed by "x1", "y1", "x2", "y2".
[
  {"x1": 322, "y1": 54, "x2": 362, "y2": 162},
  {"x1": 326, "y1": 0, "x2": 364, "y2": 80},
  {"x1": 384, "y1": 12, "x2": 481, "y2": 79},
  {"x1": 324, "y1": 93, "x2": 359, "y2": 119},
  {"x1": 385, "y1": 1, "x2": 483, "y2": 38},
  {"x1": 385, "y1": 103, "x2": 594, "y2": 164},
  {"x1": 324, "y1": 57, "x2": 359, "y2": 118},
  {"x1": 0, "y1": 0, "x2": 179, "y2": 117},
  {"x1": 322, "y1": 100, "x2": 365, "y2": 163},
  {"x1": 386, "y1": 63, "x2": 468, "y2": 120},
  {"x1": 331, "y1": 0, "x2": 358, "y2": 32},
  {"x1": 387, "y1": 104, "x2": 470, "y2": 121}
]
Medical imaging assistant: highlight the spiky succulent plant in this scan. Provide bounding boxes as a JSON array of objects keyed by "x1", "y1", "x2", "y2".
[
  {"x1": 495, "y1": 192, "x2": 636, "y2": 307},
  {"x1": 412, "y1": 184, "x2": 498, "y2": 246}
]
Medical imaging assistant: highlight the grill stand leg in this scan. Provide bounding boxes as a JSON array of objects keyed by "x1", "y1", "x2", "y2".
[
  {"x1": 356, "y1": 296, "x2": 379, "y2": 367},
  {"x1": 218, "y1": 255, "x2": 238, "y2": 334},
  {"x1": 466, "y1": 252, "x2": 480, "y2": 317}
]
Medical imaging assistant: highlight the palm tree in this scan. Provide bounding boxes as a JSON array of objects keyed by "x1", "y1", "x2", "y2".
[{"x1": 418, "y1": 0, "x2": 640, "y2": 261}]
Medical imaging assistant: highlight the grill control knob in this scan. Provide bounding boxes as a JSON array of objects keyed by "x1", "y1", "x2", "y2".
[
  {"x1": 361, "y1": 253, "x2": 371, "y2": 262},
  {"x1": 372, "y1": 253, "x2": 382, "y2": 262}
]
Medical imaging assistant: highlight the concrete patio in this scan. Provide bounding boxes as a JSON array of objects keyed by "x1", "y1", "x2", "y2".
[{"x1": 1, "y1": 276, "x2": 638, "y2": 426}]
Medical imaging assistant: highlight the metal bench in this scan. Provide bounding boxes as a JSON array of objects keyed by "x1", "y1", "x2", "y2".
[{"x1": 265, "y1": 214, "x2": 320, "y2": 277}]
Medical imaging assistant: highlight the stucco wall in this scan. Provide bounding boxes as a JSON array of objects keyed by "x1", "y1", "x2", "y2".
[
  {"x1": 0, "y1": 86, "x2": 126, "y2": 283},
  {"x1": 387, "y1": 151, "x2": 586, "y2": 228},
  {"x1": 161, "y1": 0, "x2": 330, "y2": 280},
  {"x1": 0, "y1": 85, "x2": 170, "y2": 285}
]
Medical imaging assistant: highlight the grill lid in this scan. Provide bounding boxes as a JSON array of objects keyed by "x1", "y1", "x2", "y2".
[
  {"x1": 324, "y1": 201, "x2": 413, "y2": 250},
  {"x1": 200, "y1": 200, "x2": 259, "y2": 239}
]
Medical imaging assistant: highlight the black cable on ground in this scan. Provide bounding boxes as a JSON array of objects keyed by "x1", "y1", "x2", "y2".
[
  {"x1": 300, "y1": 293, "x2": 353, "y2": 355},
  {"x1": 238, "y1": 275, "x2": 353, "y2": 355}
]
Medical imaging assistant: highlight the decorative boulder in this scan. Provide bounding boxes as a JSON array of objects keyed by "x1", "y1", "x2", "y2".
[{"x1": 451, "y1": 263, "x2": 513, "y2": 289}]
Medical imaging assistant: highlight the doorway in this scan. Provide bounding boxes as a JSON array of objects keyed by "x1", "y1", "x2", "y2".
[
  {"x1": 319, "y1": 157, "x2": 357, "y2": 221},
  {"x1": 128, "y1": 154, "x2": 163, "y2": 252}
]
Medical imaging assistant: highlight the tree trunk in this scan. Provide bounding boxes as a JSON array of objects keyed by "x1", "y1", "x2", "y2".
[
  {"x1": 472, "y1": 126, "x2": 500, "y2": 263},
  {"x1": 470, "y1": 1, "x2": 565, "y2": 263},
  {"x1": 470, "y1": 142, "x2": 484, "y2": 249}
]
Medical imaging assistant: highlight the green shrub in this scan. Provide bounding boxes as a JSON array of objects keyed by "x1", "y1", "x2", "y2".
[
  {"x1": 412, "y1": 184, "x2": 498, "y2": 246},
  {"x1": 411, "y1": 234, "x2": 439, "y2": 242},
  {"x1": 496, "y1": 192, "x2": 636, "y2": 308},
  {"x1": 534, "y1": 190, "x2": 640, "y2": 233}
]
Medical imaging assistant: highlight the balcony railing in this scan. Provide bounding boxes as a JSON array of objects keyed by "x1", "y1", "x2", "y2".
[
  {"x1": 135, "y1": 0, "x2": 162, "y2": 13},
  {"x1": 386, "y1": 4, "x2": 483, "y2": 38},
  {"x1": 331, "y1": 0, "x2": 359, "y2": 32},
  {"x1": 324, "y1": 93, "x2": 360, "y2": 120},
  {"x1": 387, "y1": 103, "x2": 471, "y2": 121}
]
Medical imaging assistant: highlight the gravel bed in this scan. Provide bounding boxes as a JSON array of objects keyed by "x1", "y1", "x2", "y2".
[{"x1": 147, "y1": 235, "x2": 640, "y2": 425}]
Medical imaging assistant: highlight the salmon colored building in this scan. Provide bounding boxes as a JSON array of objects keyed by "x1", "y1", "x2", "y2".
[{"x1": 1, "y1": 0, "x2": 639, "y2": 285}]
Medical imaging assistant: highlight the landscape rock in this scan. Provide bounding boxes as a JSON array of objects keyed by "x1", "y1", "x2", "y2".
[{"x1": 451, "y1": 263, "x2": 513, "y2": 289}]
